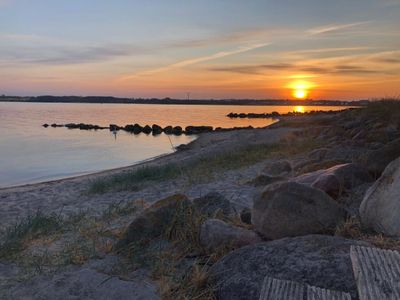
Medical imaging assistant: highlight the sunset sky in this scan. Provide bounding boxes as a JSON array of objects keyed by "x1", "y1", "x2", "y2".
[{"x1": 1, "y1": 0, "x2": 400, "y2": 100}]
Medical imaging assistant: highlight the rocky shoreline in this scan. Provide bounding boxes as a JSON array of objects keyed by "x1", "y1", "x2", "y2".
[{"x1": 2, "y1": 101, "x2": 400, "y2": 299}]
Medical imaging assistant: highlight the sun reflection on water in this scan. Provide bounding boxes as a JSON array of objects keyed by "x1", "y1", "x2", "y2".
[{"x1": 293, "y1": 106, "x2": 305, "y2": 113}]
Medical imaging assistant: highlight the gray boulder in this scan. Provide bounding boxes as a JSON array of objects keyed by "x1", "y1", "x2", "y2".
[
  {"x1": 361, "y1": 138, "x2": 400, "y2": 175},
  {"x1": 360, "y1": 156, "x2": 400, "y2": 236},
  {"x1": 116, "y1": 194, "x2": 190, "y2": 248},
  {"x1": 294, "y1": 163, "x2": 373, "y2": 199},
  {"x1": 192, "y1": 192, "x2": 236, "y2": 218},
  {"x1": 211, "y1": 235, "x2": 368, "y2": 300},
  {"x1": 253, "y1": 182, "x2": 345, "y2": 239},
  {"x1": 199, "y1": 219, "x2": 261, "y2": 252},
  {"x1": 263, "y1": 160, "x2": 292, "y2": 177}
]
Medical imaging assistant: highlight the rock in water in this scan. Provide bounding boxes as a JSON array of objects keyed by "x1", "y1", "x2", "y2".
[
  {"x1": 360, "y1": 156, "x2": 400, "y2": 236},
  {"x1": 294, "y1": 163, "x2": 373, "y2": 199},
  {"x1": 151, "y1": 124, "x2": 162, "y2": 135},
  {"x1": 116, "y1": 194, "x2": 190, "y2": 248},
  {"x1": 211, "y1": 235, "x2": 368, "y2": 300},
  {"x1": 253, "y1": 182, "x2": 345, "y2": 239},
  {"x1": 199, "y1": 219, "x2": 261, "y2": 252}
]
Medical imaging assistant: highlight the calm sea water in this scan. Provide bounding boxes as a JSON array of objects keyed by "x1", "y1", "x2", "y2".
[{"x1": 0, "y1": 102, "x2": 350, "y2": 188}]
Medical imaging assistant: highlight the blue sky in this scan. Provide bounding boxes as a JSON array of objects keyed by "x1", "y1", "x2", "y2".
[{"x1": 1, "y1": 0, "x2": 400, "y2": 99}]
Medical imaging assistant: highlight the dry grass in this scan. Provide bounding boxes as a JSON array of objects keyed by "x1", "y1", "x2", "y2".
[
  {"x1": 335, "y1": 217, "x2": 400, "y2": 251},
  {"x1": 0, "y1": 200, "x2": 142, "y2": 275}
]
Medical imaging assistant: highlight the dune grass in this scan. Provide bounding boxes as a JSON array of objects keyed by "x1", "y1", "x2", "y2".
[
  {"x1": 88, "y1": 137, "x2": 323, "y2": 194},
  {"x1": 0, "y1": 211, "x2": 64, "y2": 259}
]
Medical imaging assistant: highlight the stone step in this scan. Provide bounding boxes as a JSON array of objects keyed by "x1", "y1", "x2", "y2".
[
  {"x1": 259, "y1": 277, "x2": 304, "y2": 300},
  {"x1": 307, "y1": 285, "x2": 351, "y2": 300},
  {"x1": 259, "y1": 276, "x2": 351, "y2": 300},
  {"x1": 350, "y1": 245, "x2": 400, "y2": 300}
]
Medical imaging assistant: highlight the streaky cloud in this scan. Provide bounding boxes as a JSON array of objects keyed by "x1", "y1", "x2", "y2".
[
  {"x1": 307, "y1": 21, "x2": 371, "y2": 35},
  {"x1": 120, "y1": 42, "x2": 271, "y2": 80}
]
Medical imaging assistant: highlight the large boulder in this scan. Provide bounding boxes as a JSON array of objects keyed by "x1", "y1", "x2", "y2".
[
  {"x1": 192, "y1": 192, "x2": 236, "y2": 218},
  {"x1": 360, "y1": 156, "x2": 400, "y2": 236},
  {"x1": 116, "y1": 194, "x2": 190, "y2": 248},
  {"x1": 211, "y1": 235, "x2": 368, "y2": 300},
  {"x1": 360, "y1": 138, "x2": 400, "y2": 175},
  {"x1": 253, "y1": 182, "x2": 345, "y2": 239},
  {"x1": 294, "y1": 163, "x2": 373, "y2": 199},
  {"x1": 199, "y1": 219, "x2": 261, "y2": 252}
]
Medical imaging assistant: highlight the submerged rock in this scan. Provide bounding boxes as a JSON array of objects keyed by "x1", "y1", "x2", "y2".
[
  {"x1": 360, "y1": 156, "x2": 400, "y2": 236},
  {"x1": 142, "y1": 125, "x2": 152, "y2": 134},
  {"x1": 200, "y1": 219, "x2": 261, "y2": 252},
  {"x1": 253, "y1": 182, "x2": 345, "y2": 240},
  {"x1": 151, "y1": 124, "x2": 162, "y2": 135},
  {"x1": 211, "y1": 235, "x2": 368, "y2": 300},
  {"x1": 172, "y1": 126, "x2": 183, "y2": 135},
  {"x1": 185, "y1": 126, "x2": 213, "y2": 135},
  {"x1": 109, "y1": 124, "x2": 121, "y2": 131},
  {"x1": 163, "y1": 125, "x2": 173, "y2": 135}
]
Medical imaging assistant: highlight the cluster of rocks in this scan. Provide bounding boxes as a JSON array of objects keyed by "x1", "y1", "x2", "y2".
[
  {"x1": 43, "y1": 122, "x2": 256, "y2": 135},
  {"x1": 114, "y1": 147, "x2": 400, "y2": 299},
  {"x1": 227, "y1": 109, "x2": 345, "y2": 119}
]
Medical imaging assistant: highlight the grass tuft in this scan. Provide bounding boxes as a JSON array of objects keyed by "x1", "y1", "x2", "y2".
[
  {"x1": 88, "y1": 164, "x2": 182, "y2": 194},
  {"x1": 88, "y1": 137, "x2": 321, "y2": 194},
  {"x1": 0, "y1": 211, "x2": 63, "y2": 259}
]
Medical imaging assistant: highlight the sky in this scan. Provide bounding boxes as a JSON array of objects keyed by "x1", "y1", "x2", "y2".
[{"x1": 1, "y1": 0, "x2": 400, "y2": 100}]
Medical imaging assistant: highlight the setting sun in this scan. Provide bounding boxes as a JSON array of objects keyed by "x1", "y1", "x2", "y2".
[
  {"x1": 287, "y1": 80, "x2": 314, "y2": 100},
  {"x1": 293, "y1": 89, "x2": 307, "y2": 99}
]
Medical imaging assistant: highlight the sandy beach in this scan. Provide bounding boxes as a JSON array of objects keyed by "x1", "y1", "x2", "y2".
[
  {"x1": 0, "y1": 126, "x2": 294, "y2": 230},
  {"x1": 2, "y1": 105, "x2": 400, "y2": 299}
]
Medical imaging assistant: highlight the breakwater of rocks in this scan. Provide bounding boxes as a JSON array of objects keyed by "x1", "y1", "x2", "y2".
[
  {"x1": 227, "y1": 109, "x2": 350, "y2": 119},
  {"x1": 42, "y1": 123, "x2": 257, "y2": 135}
]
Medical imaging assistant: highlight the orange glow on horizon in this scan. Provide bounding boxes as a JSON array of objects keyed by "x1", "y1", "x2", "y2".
[
  {"x1": 293, "y1": 89, "x2": 308, "y2": 99},
  {"x1": 287, "y1": 79, "x2": 314, "y2": 100}
]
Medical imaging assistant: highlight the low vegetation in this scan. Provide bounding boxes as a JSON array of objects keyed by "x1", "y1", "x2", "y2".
[
  {"x1": 0, "y1": 200, "x2": 140, "y2": 274},
  {"x1": 88, "y1": 136, "x2": 323, "y2": 194},
  {"x1": 335, "y1": 217, "x2": 400, "y2": 251}
]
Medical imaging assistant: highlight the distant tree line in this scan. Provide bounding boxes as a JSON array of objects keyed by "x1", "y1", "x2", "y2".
[{"x1": 0, "y1": 95, "x2": 369, "y2": 106}]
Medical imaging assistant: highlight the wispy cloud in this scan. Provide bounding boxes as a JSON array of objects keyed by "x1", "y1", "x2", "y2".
[
  {"x1": 307, "y1": 21, "x2": 371, "y2": 35},
  {"x1": 0, "y1": 43, "x2": 149, "y2": 65},
  {"x1": 120, "y1": 42, "x2": 271, "y2": 80},
  {"x1": 209, "y1": 62, "x2": 386, "y2": 76},
  {"x1": 288, "y1": 47, "x2": 372, "y2": 55},
  {"x1": 170, "y1": 28, "x2": 291, "y2": 48}
]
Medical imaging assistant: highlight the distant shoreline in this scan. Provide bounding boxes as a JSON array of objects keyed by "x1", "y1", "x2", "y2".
[{"x1": 0, "y1": 96, "x2": 367, "y2": 106}]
